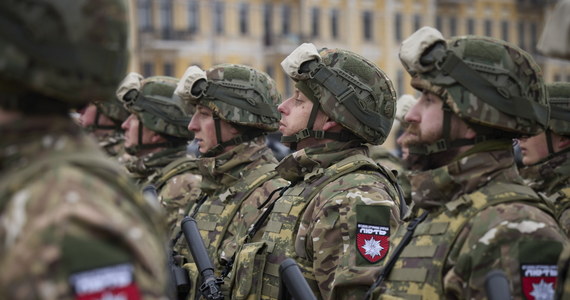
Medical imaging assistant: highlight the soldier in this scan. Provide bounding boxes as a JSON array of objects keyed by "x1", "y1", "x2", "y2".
[
  {"x1": 226, "y1": 43, "x2": 404, "y2": 300},
  {"x1": 115, "y1": 73, "x2": 202, "y2": 234},
  {"x1": 174, "y1": 64, "x2": 288, "y2": 298},
  {"x1": 367, "y1": 27, "x2": 568, "y2": 300},
  {"x1": 518, "y1": 82, "x2": 570, "y2": 236},
  {"x1": 538, "y1": 0, "x2": 570, "y2": 60},
  {"x1": 77, "y1": 98, "x2": 130, "y2": 162},
  {"x1": 0, "y1": 0, "x2": 170, "y2": 299}
]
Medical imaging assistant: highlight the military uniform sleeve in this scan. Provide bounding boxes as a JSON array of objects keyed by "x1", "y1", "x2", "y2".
[
  {"x1": 159, "y1": 172, "x2": 202, "y2": 235},
  {"x1": 0, "y1": 166, "x2": 170, "y2": 300},
  {"x1": 303, "y1": 174, "x2": 401, "y2": 300},
  {"x1": 443, "y1": 203, "x2": 567, "y2": 299}
]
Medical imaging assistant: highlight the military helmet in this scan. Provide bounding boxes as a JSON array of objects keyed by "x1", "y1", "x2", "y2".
[
  {"x1": 95, "y1": 97, "x2": 130, "y2": 123},
  {"x1": 281, "y1": 43, "x2": 397, "y2": 145},
  {"x1": 117, "y1": 73, "x2": 192, "y2": 140},
  {"x1": 0, "y1": 0, "x2": 129, "y2": 108},
  {"x1": 176, "y1": 64, "x2": 281, "y2": 132},
  {"x1": 547, "y1": 82, "x2": 570, "y2": 136},
  {"x1": 400, "y1": 27, "x2": 549, "y2": 138}
]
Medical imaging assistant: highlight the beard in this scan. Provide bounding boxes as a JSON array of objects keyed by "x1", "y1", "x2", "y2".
[{"x1": 401, "y1": 123, "x2": 460, "y2": 171}]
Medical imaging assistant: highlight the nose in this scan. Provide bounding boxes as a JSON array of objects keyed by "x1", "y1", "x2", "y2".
[
  {"x1": 188, "y1": 114, "x2": 199, "y2": 132},
  {"x1": 278, "y1": 97, "x2": 292, "y2": 115},
  {"x1": 404, "y1": 101, "x2": 421, "y2": 124},
  {"x1": 122, "y1": 114, "x2": 133, "y2": 130}
]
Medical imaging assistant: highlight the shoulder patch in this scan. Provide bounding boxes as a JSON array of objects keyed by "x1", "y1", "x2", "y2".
[
  {"x1": 521, "y1": 264, "x2": 557, "y2": 300},
  {"x1": 70, "y1": 264, "x2": 141, "y2": 300},
  {"x1": 356, "y1": 223, "x2": 390, "y2": 263}
]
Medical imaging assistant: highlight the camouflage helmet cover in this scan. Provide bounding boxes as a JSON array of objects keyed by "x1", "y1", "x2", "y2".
[
  {"x1": 116, "y1": 73, "x2": 192, "y2": 140},
  {"x1": 0, "y1": 0, "x2": 129, "y2": 106},
  {"x1": 400, "y1": 27, "x2": 549, "y2": 137},
  {"x1": 176, "y1": 64, "x2": 281, "y2": 132},
  {"x1": 95, "y1": 97, "x2": 130, "y2": 123},
  {"x1": 282, "y1": 44, "x2": 397, "y2": 145},
  {"x1": 547, "y1": 82, "x2": 570, "y2": 136}
]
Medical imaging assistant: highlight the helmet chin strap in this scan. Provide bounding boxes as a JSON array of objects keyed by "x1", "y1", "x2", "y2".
[
  {"x1": 201, "y1": 115, "x2": 264, "y2": 157},
  {"x1": 124, "y1": 115, "x2": 178, "y2": 155},
  {"x1": 280, "y1": 100, "x2": 352, "y2": 151},
  {"x1": 546, "y1": 129, "x2": 555, "y2": 155},
  {"x1": 88, "y1": 108, "x2": 122, "y2": 131},
  {"x1": 408, "y1": 105, "x2": 487, "y2": 155}
]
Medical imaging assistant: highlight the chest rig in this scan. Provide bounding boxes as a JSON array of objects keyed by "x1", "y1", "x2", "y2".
[
  {"x1": 149, "y1": 156, "x2": 199, "y2": 190},
  {"x1": 381, "y1": 182, "x2": 542, "y2": 300},
  {"x1": 232, "y1": 154, "x2": 398, "y2": 300}
]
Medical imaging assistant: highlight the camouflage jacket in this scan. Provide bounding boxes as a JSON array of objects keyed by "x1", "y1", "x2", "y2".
[
  {"x1": 126, "y1": 145, "x2": 201, "y2": 234},
  {"x1": 178, "y1": 139, "x2": 288, "y2": 298},
  {"x1": 377, "y1": 147, "x2": 568, "y2": 300},
  {"x1": 0, "y1": 116, "x2": 169, "y2": 299},
  {"x1": 96, "y1": 130, "x2": 130, "y2": 164},
  {"x1": 520, "y1": 149, "x2": 570, "y2": 236},
  {"x1": 230, "y1": 141, "x2": 403, "y2": 300}
]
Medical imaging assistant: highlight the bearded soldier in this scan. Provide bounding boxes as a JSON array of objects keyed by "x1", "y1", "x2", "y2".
[
  {"x1": 0, "y1": 0, "x2": 170, "y2": 298},
  {"x1": 368, "y1": 27, "x2": 568, "y2": 300},
  {"x1": 116, "y1": 73, "x2": 202, "y2": 234}
]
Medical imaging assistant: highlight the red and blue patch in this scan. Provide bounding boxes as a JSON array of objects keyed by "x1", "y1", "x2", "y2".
[
  {"x1": 356, "y1": 223, "x2": 390, "y2": 263},
  {"x1": 521, "y1": 264, "x2": 557, "y2": 300}
]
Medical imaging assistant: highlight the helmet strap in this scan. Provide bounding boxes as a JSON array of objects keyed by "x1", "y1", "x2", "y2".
[
  {"x1": 546, "y1": 129, "x2": 556, "y2": 155},
  {"x1": 92, "y1": 107, "x2": 122, "y2": 131},
  {"x1": 125, "y1": 115, "x2": 179, "y2": 155},
  {"x1": 202, "y1": 116, "x2": 265, "y2": 157}
]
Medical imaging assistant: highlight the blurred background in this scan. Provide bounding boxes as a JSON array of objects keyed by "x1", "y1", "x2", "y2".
[{"x1": 127, "y1": 0, "x2": 570, "y2": 151}]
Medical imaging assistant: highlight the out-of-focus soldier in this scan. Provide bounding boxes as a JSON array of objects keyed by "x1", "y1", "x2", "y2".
[
  {"x1": 369, "y1": 27, "x2": 568, "y2": 299},
  {"x1": 116, "y1": 73, "x2": 202, "y2": 234},
  {"x1": 0, "y1": 0, "x2": 170, "y2": 299},
  {"x1": 227, "y1": 43, "x2": 405, "y2": 300},
  {"x1": 519, "y1": 82, "x2": 570, "y2": 236},
  {"x1": 538, "y1": 0, "x2": 570, "y2": 60},
  {"x1": 77, "y1": 97, "x2": 130, "y2": 163},
  {"x1": 174, "y1": 64, "x2": 288, "y2": 298}
]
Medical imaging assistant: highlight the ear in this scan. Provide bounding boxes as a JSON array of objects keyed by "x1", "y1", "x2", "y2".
[
  {"x1": 322, "y1": 120, "x2": 339, "y2": 131},
  {"x1": 464, "y1": 126, "x2": 477, "y2": 139},
  {"x1": 150, "y1": 131, "x2": 165, "y2": 143},
  {"x1": 557, "y1": 135, "x2": 570, "y2": 149}
]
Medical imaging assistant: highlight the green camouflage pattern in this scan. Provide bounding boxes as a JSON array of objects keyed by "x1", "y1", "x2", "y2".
[
  {"x1": 547, "y1": 82, "x2": 570, "y2": 136},
  {"x1": 375, "y1": 147, "x2": 567, "y2": 300},
  {"x1": 297, "y1": 49, "x2": 397, "y2": 145},
  {"x1": 0, "y1": 116, "x2": 169, "y2": 299},
  {"x1": 520, "y1": 150, "x2": 570, "y2": 236},
  {"x1": 0, "y1": 0, "x2": 129, "y2": 106},
  {"x1": 97, "y1": 130, "x2": 130, "y2": 163},
  {"x1": 119, "y1": 74, "x2": 193, "y2": 139},
  {"x1": 96, "y1": 97, "x2": 130, "y2": 123},
  {"x1": 174, "y1": 138, "x2": 287, "y2": 298},
  {"x1": 410, "y1": 35, "x2": 548, "y2": 137},
  {"x1": 230, "y1": 141, "x2": 403, "y2": 300},
  {"x1": 189, "y1": 64, "x2": 281, "y2": 131}
]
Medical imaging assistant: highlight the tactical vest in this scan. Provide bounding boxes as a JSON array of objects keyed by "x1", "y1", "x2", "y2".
[
  {"x1": 381, "y1": 182, "x2": 546, "y2": 300},
  {"x1": 186, "y1": 162, "x2": 282, "y2": 299},
  {"x1": 232, "y1": 154, "x2": 399, "y2": 300},
  {"x1": 149, "y1": 156, "x2": 199, "y2": 191}
]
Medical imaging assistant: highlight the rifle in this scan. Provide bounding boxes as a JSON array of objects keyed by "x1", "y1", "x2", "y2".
[
  {"x1": 485, "y1": 270, "x2": 511, "y2": 300},
  {"x1": 181, "y1": 216, "x2": 224, "y2": 300},
  {"x1": 278, "y1": 258, "x2": 317, "y2": 300}
]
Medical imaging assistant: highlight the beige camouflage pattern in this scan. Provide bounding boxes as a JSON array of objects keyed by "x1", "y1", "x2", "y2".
[
  {"x1": 374, "y1": 145, "x2": 567, "y2": 300},
  {"x1": 0, "y1": 116, "x2": 169, "y2": 299},
  {"x1": 175, "y1": 138, "x2": 288, "y2": 299},
  {"x1": 230, "y1": 141, "x2": 403, "y2": 300}
]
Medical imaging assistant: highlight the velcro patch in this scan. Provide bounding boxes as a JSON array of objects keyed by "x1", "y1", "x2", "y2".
[
  {"x1": 520, "y1": 264, "x2": 557, "y2": 300},
  {"x1": 70, "y1": 264, "x2": 141, "y2": 300},
  {"x1": 356, "y1": 223, "x2": 389, "y2": 263}
]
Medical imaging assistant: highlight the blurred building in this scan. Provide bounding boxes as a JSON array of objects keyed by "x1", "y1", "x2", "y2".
[{"x1": 129, "y1": 0, "x2": 570, "y2": 150}]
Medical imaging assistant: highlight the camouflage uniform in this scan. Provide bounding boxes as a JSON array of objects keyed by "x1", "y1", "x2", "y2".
[
  {"x1": 0, "y1": 0, "x2": 169, "y2": 298},
  {"x1": 175, "y1": 64, "x2": 288, "y2": 298},
  {"x1": 117, "y1": 73, "x2": 202, "y2": 234},
  {"x1": 89, "y1": 99, "x2": 131, "y2": 162},
  {"x1": 229, "y1": 45, "x2": 404, "y2": 300},
  {"x1": 372, "y1": 28, "x2": 568, "y2": 300}
]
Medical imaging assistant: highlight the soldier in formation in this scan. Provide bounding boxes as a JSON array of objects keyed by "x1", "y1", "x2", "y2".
[{"x1": 0, "y1": 0, "x2": 170, "y2": 298}]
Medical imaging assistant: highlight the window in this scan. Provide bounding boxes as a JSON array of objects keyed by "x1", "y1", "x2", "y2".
[
  {"x1": 160, "y1": 0, "x2": 173, "y2": 39},
  {"x1": 467, "y1": 18, "x2": 475, "y2": 35},
  {"x1": 265, "y1": 65, "x2": 274, "y2": 78},
  {"x1": 449, "y1": 17, "x2": 457, "y2": 36},
  {"x1": 263, "y1": 4, "x2": 273, "y2": 46},
  {"x1": 363, "y1": 10, "x2": 373, "y2": 41},
  {"x1": 138, "y1": 0, "x2": 152, "y2": 31},
  {"x1": 188, "y1": 0, "x2": 199, "y2": 34},
  {"x1": 414, "y1": 15, "x2": 422, "y2": 32},
  {"x1": 395, "y1": 13, "x2": 402, "y2": 41},
  {"x1": 239, "y1": 3, "x2": 249, "y2": 35},
  {"x1": 397, "y1": 70, "x2": 404, "y2": 96},
  {"x1": 331, "y1": 8, "x2": 339, "y2": 40},
  {"x1": 518, "y1": 21, "x2": 526, "y2": 50},
  {"x1": 164, "y1": 63, "x2": 174, "y2": 76},
  {"x1": 284, "y1": 77, "x2": 292, "y2": 97},
  {"x1": 501, "y1": 20, "x2": 509, "y2": 41},
  {"x1": 214, "y1": 1, "x2": 224, "y2": 35},
  {"x1": 311, "y1": 7, "x2": 320, "y2": 37},
  {"x1": 435, "y1": 16, "x2": 442, "y2": 31},
  {"x1": 282, "y1": 5, "x2": 291, "y2": 35},
  {"x1": 484, "y1": 19, "x2": 492, "y2": 36},
  {"x1": 530, "y1": 22, "x2": 537, "y2": 53},
  {"x1": 143, "y1": 62, "x2": 154, "y2": 77}
]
